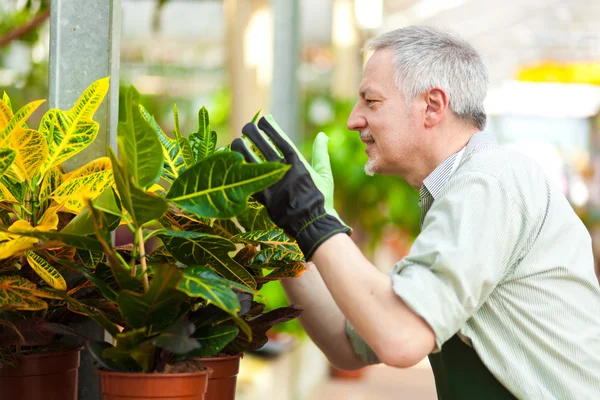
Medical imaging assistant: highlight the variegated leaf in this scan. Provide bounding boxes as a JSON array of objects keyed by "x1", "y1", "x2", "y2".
[
  {"x1": 51, "y1": 168, "x2": 114, "y2": 213},
  {"x1": 0, "y1": 100, "x2": 45, "y2": 146},
  {"x1": 159, "y1": 230, "x2": 257, "y2": 289},
  {"x1": 189, "y1": 106, "x2": 217, "y2": 162},
  {"x1": 26, "y1": 251, "x2": 67, "y2": 290},
  {"x1": 10, "y1": 128, "x2": 48, "y2": 181},
  {"x1": 0, "y1": 96, "x2": 13, "y2": 128},
  {"x1": 39, "y1": 77, "x2": 109, "y2": 172},
  {"x1": 139, "y1": 105, "x2": 185, "y2": 183},
  {"x1": 1, "y1": 92, "x2": 12, "y2": 112},
  {"x1": 0, "y1": 148, "x2": 16, "y2": 179},
  {"x1": 0, "y1": 275, "x2": 48, "y2": 311},
  {"x1": 166, "y1": 151, "x2": 290, "y2": 219},
  {"x1": 233, "y1": 229, "x2": 303, "y2": 264}
]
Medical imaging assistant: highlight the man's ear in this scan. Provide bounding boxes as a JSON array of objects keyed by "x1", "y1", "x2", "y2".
[{"x1": 423, "y1": 87, "x2": 449, "y2": 128}]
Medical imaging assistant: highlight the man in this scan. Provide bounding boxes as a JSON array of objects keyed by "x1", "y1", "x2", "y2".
[{"x1": 232, "y1": 25, "x2": 600, "y2": 399}]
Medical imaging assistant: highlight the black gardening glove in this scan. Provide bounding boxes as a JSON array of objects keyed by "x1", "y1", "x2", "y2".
[{"x1": 231, "y1": 115, "x2": 351, "y2": 260}]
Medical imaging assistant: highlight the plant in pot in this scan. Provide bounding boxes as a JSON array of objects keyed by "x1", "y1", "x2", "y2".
[
  {"x1": 0, "y1": 77, "x2": 120, "y2": 400},
  {"x1": 11, "y1": 85, "x2": 306, "y2": 399}
]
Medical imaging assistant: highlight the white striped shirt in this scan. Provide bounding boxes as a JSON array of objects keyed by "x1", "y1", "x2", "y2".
[{"x1": 346, "y1": 131, "x2": 600, "y2": 399}]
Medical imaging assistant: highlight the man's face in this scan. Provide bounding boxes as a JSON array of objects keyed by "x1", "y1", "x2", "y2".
[{"x1": 347, "y1": 48, "x2": 423, "y2": 177}]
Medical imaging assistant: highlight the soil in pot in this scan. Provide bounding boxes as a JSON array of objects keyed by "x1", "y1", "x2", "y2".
[
  {"x1": 0, "y1": 347, "x2": 81, "y2": 400},
  {"x1": 198, "y1": 354, "x2": 242, "y2": 400},
  {"x1": 98, "y1": 359, "x2": 211, "y2": 400}
]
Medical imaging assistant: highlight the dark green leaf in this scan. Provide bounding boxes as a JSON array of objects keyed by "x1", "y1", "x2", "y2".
[
  {"x1": 173, "y1": 105, "x2": 195, "y2": 168},
  {"x1": 185, "y1": 326, "x2": 238, "y2": 358},
  {"x1": 117, "y1": 265, "x2": 185, "y2": 332},
  {"x1": 211, "y1": 219, "x2": 241, "y2": 238},
  {"x1": 166, "y1": 151, "x2": 290, "y2": 219},
  {"x1": 119, "y1": 86, "x2": 163, "y2": 189},
  {"x1": 233, "y1": 229, "x2": 302, "y2": 264},
  {"x1": 154, "y1": 321, "x2": 200, "y2": 354},
  {"x1": 77, "y1": 249, "x2": 103, "y2": 269},
  {"x1": 160, "y1": 230, "x2": 256, "y2": 289},
  {"x1": 88, "y1": 340, "x2": 138, "y2": 372},
  {"x1": 0, "y1": 346, "x2": 16, "y2": 368}
]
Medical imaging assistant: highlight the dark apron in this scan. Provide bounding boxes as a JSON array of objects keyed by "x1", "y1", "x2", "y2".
[{"x1": 428, "y1": 334, "x2": 517, "y2": 400}]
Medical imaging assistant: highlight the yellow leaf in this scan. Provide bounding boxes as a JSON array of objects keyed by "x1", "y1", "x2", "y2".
[
  {"x1": 0, "y1": 100, "x2": 45, "y2": 146},
  {"x1": 37, "y1": 204, "x2": 61, "y2": 231},
  {"x1": 0, "y1": 236, "x2": 37, "y2": 260},
  {"x1": 147, "y1": 183, "x2": 165, "y2": 193},
  {"x1": 0, "y1": 99, "x2": 13, "y2": 129},
  {"x1": 63, "y1": 157, "x2": 111, "y2": 180},
  {"x1": 26, "y1": 252, "x2": 67, "y2": 290},
  {"x1": 51, "y1": 169, "x2": 114, "y2": 213},
  {"x1": 40, "y1": 77, "x2": 109, "y2": 172},
  {"x1": 10, "y1": 128, "x2": 49, "y2": 181},
  {"x1": 0, "y1": 275, "x2": 48, "y2": 311}
]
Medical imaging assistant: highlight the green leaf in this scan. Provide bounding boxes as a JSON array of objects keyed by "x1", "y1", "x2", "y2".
[
  {"x1": 139, "y1": 105, "x2": 185, "y2": 183},
  {"x1": 4, "y1": 228, "x2": 104, "y2": 252},
  {"x1": 88, "y1": 340, "x2": 138, "y2": 372},
  {"x1": 39, "y1": 78, "x2": 108, "y2": 172},
  {"x1": 160, "y1": 230, "x2": 256, "y2": 289},
  {"x1": 154, "y1": 321, "x2": 200, "y2": 354},
  {"x1": 177, "y1": 265, "x2": 252, "y2": 339},
  {"x1": 185, "y1": 325, "x2": 239, "y2": 358},
  {"x1": 166, "y1": 151, "x2": 290, "y2": 219},
  {"x1": 236, "y1": 201, "x2": 276, "y2": 232},
  {"x1": 0, "y1": 148, "x2": 16, "y2": 179},
  {"x1": 118, "y1": 87, "x2": 163, "y2": 189},
  {"x1": 62, "y1": 188, "x2": 121, "y2": 236},
  {"x1": 0, "y1": 99, "x2": 45, "y2": 146},
  {"x1": 109, "y1": 146, "x2": 168, "y2": 227},
  {"x1": 188, "y1": 106, "x2": 217, "y2": 161},
  {"x1": 104, "y1": 328, "x2": 153, "y2": 372},
  {"x1": 210, "y1": 219, "x2": 242, "y2": 239},
  {"x1": 0, "y1": 346, "x2": 16, "y2": 368},
  {"x1": 173, "y1": 105, "x2": 194, "y2": 168},
  {"x1": 77, "y1": 249, "x2": 103, "y2": 268},
  {"x1": 251, "y1": 109, "x2": 262, "y2": 124},
  {"x1": 117, "y1": 265, "x2": 186, "y2": 332}
]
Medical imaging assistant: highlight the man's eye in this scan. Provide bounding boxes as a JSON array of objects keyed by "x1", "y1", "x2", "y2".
[{"x1": 366, "y1": 99, "x2": 376, "y2": 106}]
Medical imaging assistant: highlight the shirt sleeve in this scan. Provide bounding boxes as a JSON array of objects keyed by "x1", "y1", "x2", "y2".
[
  {"x1": 391, "y1": 169, "x2": 534, "y2": 351},
  {"x1": 345, "y1": 319, "x2": 381, "y2": 365}
]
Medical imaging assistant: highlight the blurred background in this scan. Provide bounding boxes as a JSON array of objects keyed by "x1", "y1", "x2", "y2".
[{"x1": 2, "y1": 0, "x2": 600, "y2": 398}]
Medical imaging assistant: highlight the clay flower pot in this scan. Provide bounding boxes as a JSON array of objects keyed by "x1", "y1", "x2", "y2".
[
  {"x1": 0, "y1": 347, "x2": 81, "y2": 400},
  {"x1": 199, "y1": 354, "x2": 242, "y2": 400},
  {"x1": 97, "y1": 369, "x2": 211, "y2": 400}
]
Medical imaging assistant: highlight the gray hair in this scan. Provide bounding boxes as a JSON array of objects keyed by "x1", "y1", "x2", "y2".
[{"x1": 366, "y1": 25, "x2": 488, "y2": 130}]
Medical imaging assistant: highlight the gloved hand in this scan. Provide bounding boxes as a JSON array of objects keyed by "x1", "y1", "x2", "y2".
[{"x1": 231, "y1": 115, "x2": 351, "y2": 260}]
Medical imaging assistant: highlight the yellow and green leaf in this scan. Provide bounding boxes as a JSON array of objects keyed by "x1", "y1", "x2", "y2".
[
  {"x1": 51, "y1": 168, "x2": 114, "y2": 213},
  {"x1": 26, "y1": 251, "x2": 67, "y2": 290},
  {"x1": 0, "y1": 148, "x2": 16, "y2": 179},
  {"x1": 0, "y1": 100, "x2": 45, "y2": 146},
  {"x1": 0, "y1": 275, "x2": 48, "y2": 311},
  {"x1": 10, "y1": 128, "x2": 49, "y2": 181},
  {"x1": 0, "y1": 98, "x2": 13, "y2": 128},
  {"x1": 39, "y1": 77, "x2": 109, "y2": 172}
]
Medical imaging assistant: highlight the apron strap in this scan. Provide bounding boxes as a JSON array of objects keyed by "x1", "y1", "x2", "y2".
[{"x1": 429, "y1": 334, "x2": 517, "y2": 400}]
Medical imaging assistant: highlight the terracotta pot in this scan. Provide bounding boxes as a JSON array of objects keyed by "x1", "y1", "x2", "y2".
[
  {"x1": 200, "y1": 354, "x2": 242, "y2": 400},
  {"x1": 97, "y1": 369, "x2": 211, "y2": 400},
  {"x1": 0, "y1": 347, "x2": 81, "y2": 400},
  {"x1": 330, "y1": 365, "x2": 368, "y2": 380}
]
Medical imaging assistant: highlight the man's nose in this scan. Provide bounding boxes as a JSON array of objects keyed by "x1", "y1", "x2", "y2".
[{"x1": 347, "y1": 103, "x2": 366, "y2": 131}]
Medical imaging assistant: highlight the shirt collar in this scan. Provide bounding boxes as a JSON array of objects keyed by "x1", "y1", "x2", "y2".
[{"x1": 420, "y1": 130, "x2": 496, "y2": 200}]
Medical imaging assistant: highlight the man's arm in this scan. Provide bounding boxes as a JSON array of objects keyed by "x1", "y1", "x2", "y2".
[
  {"x1": 311, "y1": 233, "x2": 437, "y2": 368},
  {"x1": 280, "y1": 264, "x2": 367, "y2": 370}
]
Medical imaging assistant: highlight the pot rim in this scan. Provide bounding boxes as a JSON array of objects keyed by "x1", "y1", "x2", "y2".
[
  {"x1": 96, "y1": 369, "x2": 211, "y2": 378},
  {"x1": 15, "y1": 347, "x2": 83, "y2": 360},
  {"x1": 197, "y1": 353, "x2": 243, "y2": 362}
]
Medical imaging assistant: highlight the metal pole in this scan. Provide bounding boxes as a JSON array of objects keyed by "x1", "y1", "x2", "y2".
[
  {"x1": 270, "y1": 0, "x2": 300, "y2": 142},
  {"x1": 48, "y1": 1, "x2": 121, "y2": 399}
]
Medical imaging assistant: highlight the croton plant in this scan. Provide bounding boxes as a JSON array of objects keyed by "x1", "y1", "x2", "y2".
[{"x1": 0, "y1": 77, "x2": 306, "y2": 372}]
